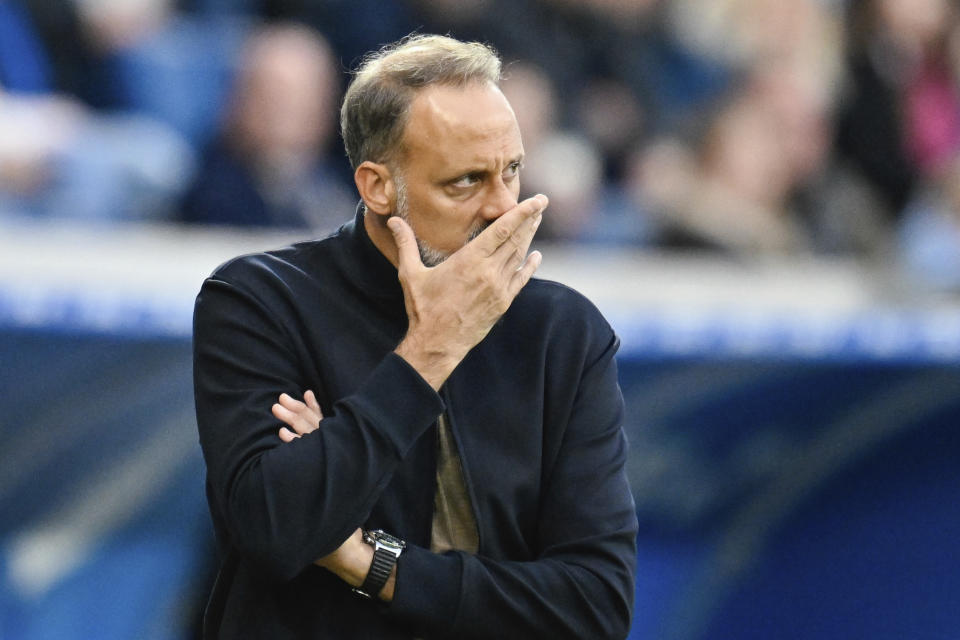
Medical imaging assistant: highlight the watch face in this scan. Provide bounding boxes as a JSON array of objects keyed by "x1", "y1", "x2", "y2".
[{"x1": 369, "y1": 529, "x2": 406, "y2": 552}]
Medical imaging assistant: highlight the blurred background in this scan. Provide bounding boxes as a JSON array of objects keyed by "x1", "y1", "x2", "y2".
[{"x1": 1, "y1": 0, "x2": 959, "y2": 638}]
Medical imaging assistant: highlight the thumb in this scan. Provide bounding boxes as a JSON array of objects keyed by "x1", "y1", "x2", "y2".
[{"x1": 387, "y1": 216, "x2": 423, "y2": 270}]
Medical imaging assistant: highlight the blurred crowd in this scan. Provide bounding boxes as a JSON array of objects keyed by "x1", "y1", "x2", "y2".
[{"x1": 1, "y1": 0, "x2": 959, "y2": 290}]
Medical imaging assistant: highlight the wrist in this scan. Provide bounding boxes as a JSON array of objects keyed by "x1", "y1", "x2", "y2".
[
  {"x1": 395, "y1": 333, "x2": 462, "y2": 391},
  {"x1": 343, "y1": 540, "x2": 375, "y2": 588},
  {"x1": 353, "y1": 529, "x2": 405, "y2": 601},
  {"x1": 314, "y1": 528, "x2": 371, "y2": 587}
]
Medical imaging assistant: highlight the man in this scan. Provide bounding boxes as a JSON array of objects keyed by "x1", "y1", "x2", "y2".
[
  {"x1": 180, "y1": 23, "x2": 355, "y2": 231},
  {"x1": 193, "y1": 34, "x2": 637, "y2": 639}
]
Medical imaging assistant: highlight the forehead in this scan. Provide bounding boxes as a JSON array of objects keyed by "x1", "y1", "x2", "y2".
[{"x1": 400, "y1": 82, "x2": 522, "y2": 171}]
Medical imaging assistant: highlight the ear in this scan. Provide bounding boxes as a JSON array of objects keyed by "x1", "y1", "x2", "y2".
[{"x1": 354, "y1": 161, "x2": 396, "y2": 217}]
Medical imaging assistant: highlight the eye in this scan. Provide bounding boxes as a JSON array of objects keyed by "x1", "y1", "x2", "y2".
[
  {"x1": 451, "y1": 173, "x2": 482, "y2": 189},
  {"x1": 503, "y1": 161, "x2": 523, "y2": 180}
]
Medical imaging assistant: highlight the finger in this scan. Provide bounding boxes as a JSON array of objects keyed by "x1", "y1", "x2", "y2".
[
  {"x1": 472, "y1": 194, "x2": 548, "y2": 256},
  {"x1": 279, "y1": 426, "x2": 299, "y2": 442},
  {"x1": 272, "y1": 403, "x2": 315, "y2": 435},
  {"x1": 304, "y1": 390, "x2": 323, "y2": 419},
  {"x1": 495, "y1": 210, "x2": 543, "y2": 274},
  {"x1": 387, "y1": 216, "x2": 425, "y2": 273},
  {"x1": 278, "y1": 392, "x2": 307, "y2": 412},
  {"x1": 278, "y1": 393, "x2": 322, "y2": 428},
  {"x1": 272, "y1": 402, "x2": 293, "y2": 424},
  {"x1": 508, "y1": 249, "x2": 542, "y2": 298}
]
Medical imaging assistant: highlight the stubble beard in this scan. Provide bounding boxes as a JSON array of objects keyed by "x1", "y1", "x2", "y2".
[{"x1": 393, "y1": 174, "x2": 488, "y2": 268}]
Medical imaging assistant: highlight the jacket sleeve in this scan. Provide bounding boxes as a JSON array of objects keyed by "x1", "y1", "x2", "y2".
[
  {"x1": 387, "y1": 330, "x2": 638, "y2": 640},
  {"x1": 193, "y1": 274, "x2": 444, "y2": 582}
]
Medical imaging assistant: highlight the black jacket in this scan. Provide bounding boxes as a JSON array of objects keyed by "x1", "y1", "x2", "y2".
[{"x1": 193, "y1": 205, "x2": 637, "y2": 639}]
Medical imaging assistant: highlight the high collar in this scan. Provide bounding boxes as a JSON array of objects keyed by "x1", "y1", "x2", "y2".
[{"x1": 343, "y1": 201, "x2": 404, "y2": 303}]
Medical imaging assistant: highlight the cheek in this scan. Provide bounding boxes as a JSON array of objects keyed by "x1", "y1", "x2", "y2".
[{"x1": 414, "y1": 197, "x2": 473, "y2": 246}]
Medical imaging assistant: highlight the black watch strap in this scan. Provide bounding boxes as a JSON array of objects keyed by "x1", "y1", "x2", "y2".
[
  {"x1": 357, "y1": 546, "x2": 395, "y2": 598},
  {"x1": 353, "y1": 530, "x2": 405, "y2": 599}
]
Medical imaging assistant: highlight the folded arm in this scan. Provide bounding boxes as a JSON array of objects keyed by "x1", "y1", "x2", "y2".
[
  {"x1": 273, "y1": 335, "x2": 637, "y2": 639},
  {"x1": 194, "y1": 277, "x2": 443, "y2": 582}
]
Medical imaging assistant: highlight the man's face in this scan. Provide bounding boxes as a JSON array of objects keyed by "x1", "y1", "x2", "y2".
[{"x1": 390, "y1": 82, "x2": 524, "y2": 266}]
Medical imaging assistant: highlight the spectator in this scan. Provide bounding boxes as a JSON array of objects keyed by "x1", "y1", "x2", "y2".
[
  {"x1": 66, "y1": 0, "x2": 248, "y2": 147},
  {"x1": 501, "y1": 60, "x2": 650, "y2": 245},
  {"x1": 658, "y1": 87, "x2": 808, "y2": 254},
  {"x1": 179, "y1": 22, "x2": 354, "y2": 231},
  {"x1": 0, "y1": 0, "x2": 194, "y2": 222},
  {"x1": 836, "y1": 0, "x2": 959, "y2": 217}
]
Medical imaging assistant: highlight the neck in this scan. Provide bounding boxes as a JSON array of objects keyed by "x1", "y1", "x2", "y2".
[{"x1": 363, "y1": 207, "x2": 400, "y2": 268}]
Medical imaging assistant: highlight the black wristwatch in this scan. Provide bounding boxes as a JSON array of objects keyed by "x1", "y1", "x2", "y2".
[{"x1": 353, "y1": 529, "x2": 405, "y2": 599}]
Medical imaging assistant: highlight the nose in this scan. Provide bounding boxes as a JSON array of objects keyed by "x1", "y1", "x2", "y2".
[{"x1": 479, "y1": 176, "x2": 518, "y2": 221}]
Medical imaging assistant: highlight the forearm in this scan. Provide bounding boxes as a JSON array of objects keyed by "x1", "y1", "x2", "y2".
[
  {"x1": 201, "y1": 353, "x2": 444, "y2": 581},
  {"x1": 388, "y1": 536, "x2": 636, "y2": 640},
  {"x1": 223, "y1": 422, "x2": 390, "y2": 578},
  {"x1": 386, "y1": 330, "x2": 637, "y2": 639}
]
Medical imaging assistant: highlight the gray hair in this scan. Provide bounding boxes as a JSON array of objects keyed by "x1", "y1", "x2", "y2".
[{"x1": 340, "y1": 34, "x2": 502, "y2": 170}]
